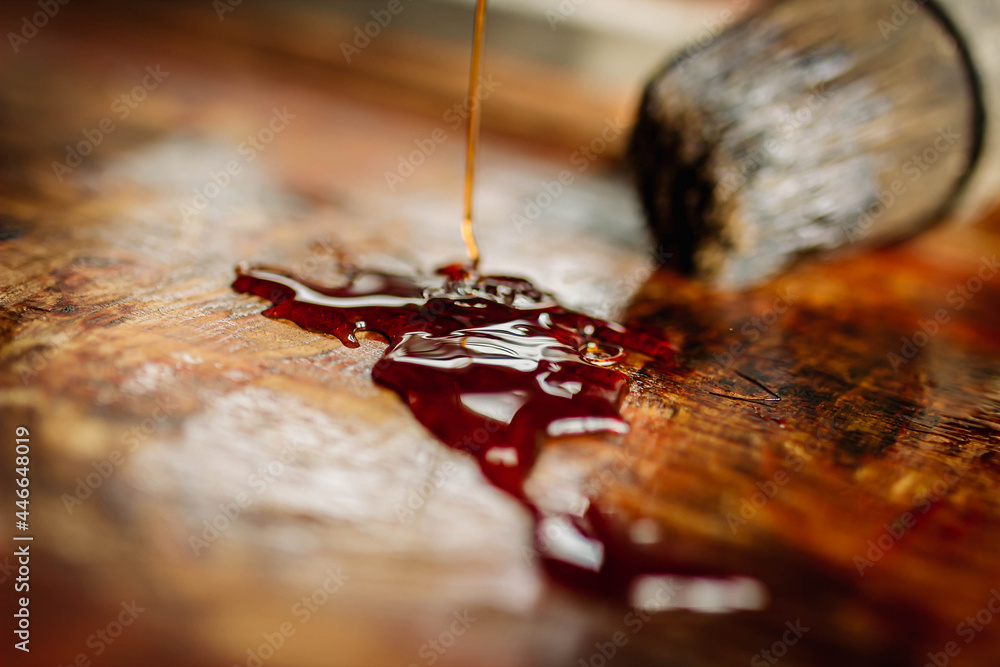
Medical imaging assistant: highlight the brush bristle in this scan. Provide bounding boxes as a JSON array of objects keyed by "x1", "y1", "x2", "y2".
[{"x1": 630, "y1": 0, "x2": 977, "y2": 288}]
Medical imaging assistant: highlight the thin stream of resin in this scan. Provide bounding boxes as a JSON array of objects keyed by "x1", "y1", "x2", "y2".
[{"x1": 460, "y1": 0, "x2": 488, "y2": 267}]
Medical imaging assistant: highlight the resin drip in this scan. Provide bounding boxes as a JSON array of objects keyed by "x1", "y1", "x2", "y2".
[
  {"x1": 460, "y1": 0, "x2": 488, "y2": 268},
  {"x1": 233, "y1": 264, "x2": 678, "y2": 591}
]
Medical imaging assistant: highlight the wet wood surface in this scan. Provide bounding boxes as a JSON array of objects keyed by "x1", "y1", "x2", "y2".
[{"x1": 2, "y1": 3, "x2": 1000, "y2": 667}]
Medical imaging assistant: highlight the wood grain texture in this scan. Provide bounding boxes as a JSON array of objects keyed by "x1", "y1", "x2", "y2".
[{"x1": 1, "y1": 3, "x2": 1000, "y2": 667}]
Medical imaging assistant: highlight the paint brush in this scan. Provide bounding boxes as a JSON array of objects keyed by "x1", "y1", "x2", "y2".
[{"x1": 630, "y1": 0, "x2": 1000, "y2": 287}]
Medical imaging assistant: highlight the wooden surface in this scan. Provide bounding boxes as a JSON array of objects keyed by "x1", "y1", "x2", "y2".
[{"x1": 2, "y1": 3, "x2": 1000, "y2": 666}]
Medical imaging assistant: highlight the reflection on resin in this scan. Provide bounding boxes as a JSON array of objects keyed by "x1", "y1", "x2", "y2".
[{"x1": 233, "y1": 262, "x2": 762, "y2": 606}]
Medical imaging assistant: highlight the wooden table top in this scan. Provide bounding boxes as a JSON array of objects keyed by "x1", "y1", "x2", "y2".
[{"x1": 2, "y1": 3, "x2": 999, "y2": 666}]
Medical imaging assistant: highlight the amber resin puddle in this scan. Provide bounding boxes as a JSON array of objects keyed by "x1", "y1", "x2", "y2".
[{"x1": 233, "y1": 262, "x2": 685, "y2": 597}]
